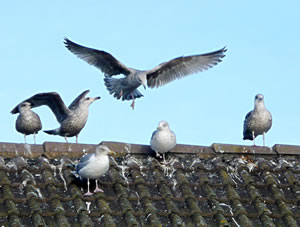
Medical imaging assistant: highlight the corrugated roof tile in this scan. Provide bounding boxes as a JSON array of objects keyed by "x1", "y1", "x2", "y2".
[{"x1": 1, "y1": 141, "x2": 300, "y2": 225}]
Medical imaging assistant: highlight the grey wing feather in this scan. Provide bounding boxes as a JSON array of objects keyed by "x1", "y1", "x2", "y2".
[
  {"x1": 68, "y1": 90, "x2": 89, "y2": 110},
  {"x1": 76, "y1": 153, "x2": 94, "y2": 173},
  {"x1": 11, "y1": 92, "x2": 70, "y2": 123},
  {"x1": 243, "y1": 110, "x2": 253, "y2": 138},
  {"x1": 64, "y1": 38, "x2": 131, "y2": 77},
  {"x1": 146, "y1": 47, "x2": 226, "y2": 88},
  {"x1": 244, "y1": 110, "x2": 252, "y2": 121},
  {"x1": 150, "y1": 130, "x2": 157, "y2": 141}
]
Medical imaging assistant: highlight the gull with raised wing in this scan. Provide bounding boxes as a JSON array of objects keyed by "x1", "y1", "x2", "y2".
[
  {"x1": 64, "y1": 38, "x2": 226, "y2": 109},
  {"x1": 11, "y1": 90, "x2": 100, "y2": 143}
]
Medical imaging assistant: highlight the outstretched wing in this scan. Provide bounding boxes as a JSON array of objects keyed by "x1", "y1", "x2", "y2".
[
  {"x1": 64, "y1": 38, "x2": 131, "y2": 77},
  {"x1": 11, "y1": 92, "x2": 70, "y2": 123},
  {"x1": 68, "y1": 90, "x2": 89, "y2": 110},
  {"x1": 146, "y1": 47, "x2": 226, "y2": 88}
]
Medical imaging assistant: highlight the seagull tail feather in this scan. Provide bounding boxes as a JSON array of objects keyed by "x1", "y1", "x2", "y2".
[
  {"x1": 122, "y1": 89, "x2": 143, "y2": 101},
  {"x1": 104, "y1": 77, "x2": 123, "y2": 99},
  {"x1": 44, "y1": 129, "x2": 59, "y2": 135},
  {"x1": 104, "y1": 77, "x2": 144, "y2": 101},
  {"x1": 243, "y1": 131, "x2": 254, "y2": 140}
]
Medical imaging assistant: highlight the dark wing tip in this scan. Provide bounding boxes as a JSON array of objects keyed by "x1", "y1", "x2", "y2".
[
  {"x1": 10, "y1": 107, "x2": 18, "y2": 114},
  {"x1": 217, "y1": 46, "x2": 227, "y2": 56},
  {"x1": 64, "y1": 37, "x2": 71, "y2": 45},
  {"x1": 64, "y1": 37, "x2": 73, "y2": 50}
]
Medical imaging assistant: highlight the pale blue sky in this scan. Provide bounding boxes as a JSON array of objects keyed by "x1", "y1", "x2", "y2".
[{"x1": 1, "y1": 1, "x2": 300, "y2": 146}]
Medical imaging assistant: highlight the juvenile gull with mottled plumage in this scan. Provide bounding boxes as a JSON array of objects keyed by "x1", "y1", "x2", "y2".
[
  {"x1": 11, "y1": 90, "x2": 100, "y2": 143},
  {"x1": 11, "y1": 102, "x2": 42, "y2": 144},
  {"x1": 64, "y1": 38, "x2": 226, "y2": 109},
  {"x1": 76, "y1": 145, "x2": 115, "y2": 196},
  {"x1": 243, "y1": 94, "x2": 272, "y2": 146},
  {"x1": 150, "y1": 120, "x2": 176, "y2": 164}
]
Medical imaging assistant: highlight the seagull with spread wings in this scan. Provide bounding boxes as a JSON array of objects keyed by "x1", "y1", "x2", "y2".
[
  {"x1": 64, "y1": 38, "x2": 226, "y2": 109},
  {"x1": 11, "y1": 90, "x2": 100, "y2": 143}
]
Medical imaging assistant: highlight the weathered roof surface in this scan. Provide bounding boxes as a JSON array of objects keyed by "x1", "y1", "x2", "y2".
[{"x1": 0, "y1": 141, "x2": 300, "y2": 226}]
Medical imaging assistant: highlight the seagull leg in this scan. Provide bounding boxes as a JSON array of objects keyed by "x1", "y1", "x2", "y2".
[
  {"x1": 252, "y1": 131, "x2": 256, "y2": 146},
  {"x1": 163, "y1": 153, "x2": 166, "y2": 164},
  {"x1": 24, "y1": 134, "x2": 27, "y2": 144},
  {"x1": 161, "y1": 153, "x2": 171, "y2": 165},
  {"x1": 84, "y1": 178, "x2": 93, "y2": 196},
  {"x1": 33, "y1": 133, "x2": 36, "y2": 144},
  {"x1": 76, "y1": 135, "x2": 78, "y2": 144},
  {"x1": 94, "y1": 180, "x2": 104, "y2": 193},
  {"x1": 64, "y1": 136, "x2": 68, "y2": 143},
  {"x1": 130, "y1": 100, "x2": 135, "y2": 110},
  {"x1": 155, "y1": 151, "x2": 162, "y2": 158},
  {"x1": 130, "y1": 94, "x2": 135, "y2": 110},
  {"x1": 263, "y1": 132, "x2": 266, "y2": 147}
]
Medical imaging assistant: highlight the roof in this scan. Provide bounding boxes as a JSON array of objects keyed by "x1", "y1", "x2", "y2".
[{"x1": 0, "y1": 141, "x2": 300, "y2": 226}]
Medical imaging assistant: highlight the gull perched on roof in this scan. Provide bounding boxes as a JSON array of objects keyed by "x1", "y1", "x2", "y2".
[
  {"x1": 11, "y1": 90, "x2": 100, "y2": 143},
  {"x1": 243, "y1": 94, "x2": 272, "y2": 146},
  {"x1": 76, "y1": 145, "x2": 115, "y2": 196},
  {"x1": 64, "y1": 38, "x2": 226, "y2": 109},
  {"x1": 150, "y1": 120, "x2": 176, "y2": 164},
  {"x1": 11, "y1": 102, "x2": 42, "y2": 144}
]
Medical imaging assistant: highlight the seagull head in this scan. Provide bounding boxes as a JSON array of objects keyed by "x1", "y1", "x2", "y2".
[
  {"x1": 95, "y1": 145, "x2": 116, "y2": 156},
  {"x1": 18, "y1": 102, "x2": 32, "y2": 112},
  {"x1": 81, "y1": 96, "x2": 101, "y2": 107},
  {"x1": 157, "y1": 120, "x2": 170, "y2": 130},
  {"x1": 255, "y1": 94, "x2": 264, "y2": 103},
  {"x1": 254, "y1": 94, "x2": 265, "y2": 109},
  {"x1": 138, "y1": 74, "x2": 147, "y2": 90}
]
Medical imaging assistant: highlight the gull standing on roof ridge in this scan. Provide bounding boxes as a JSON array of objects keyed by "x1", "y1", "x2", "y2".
[
  {"x1": 150, "y1": 120, "x2": 176, "y2": 164},
  {"x1": 243, "y1": 94, "x2": 272, "y2": 146},
  {"x1": 10, "y1": 90, "x2": 100, "y2": 144},
  {"x1": 64, "y1": 38, "x2": 227, "y2": 109},
  {"x1": 76, "y1": 145, "x2": 115, "y2": 196},
  {"x1": 11, "y1": 102, "x2": 42, "y2": 144}
]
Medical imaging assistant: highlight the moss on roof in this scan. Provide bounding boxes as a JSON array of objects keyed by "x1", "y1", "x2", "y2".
[{"x1": 0, "y1": 141, "x2": 300, "y2": 226}]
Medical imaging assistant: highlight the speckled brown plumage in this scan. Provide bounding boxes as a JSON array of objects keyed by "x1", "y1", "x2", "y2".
[
  {"x1": 243, "y1": 94, "x2": 272, "y2": 146},
  {"x1": 14, "y1": 102, "x2": 42, "y2": 144}
]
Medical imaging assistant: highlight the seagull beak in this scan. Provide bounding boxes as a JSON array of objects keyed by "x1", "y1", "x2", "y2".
[
  {"x1": 143, "y1": 83, "x2": 146, "y2": 90},
  {"x1": 108, "y1": 150, "x2": 116, "y2": 156}
]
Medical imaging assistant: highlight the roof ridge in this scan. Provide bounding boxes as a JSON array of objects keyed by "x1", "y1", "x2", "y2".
[{"x1": 0, "y1": 141, "x2": 300, "y2": 159}]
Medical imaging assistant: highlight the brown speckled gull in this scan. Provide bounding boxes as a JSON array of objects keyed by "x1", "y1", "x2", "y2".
[
  {"x1": 243, "y1": 94, "x2": 272, "y2": 146},
  {"x1": 12, "y1": 102, "x2": 42, "y2": 144},
  {"x1": 11, "y1": 90, "x2": 100, "y2": 143}
]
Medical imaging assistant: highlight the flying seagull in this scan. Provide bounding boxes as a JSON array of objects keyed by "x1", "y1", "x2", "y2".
[
  {"x1": 243, "y1": 94, "x2": 272, "y2": 146},
  {"x1": 11, "y1": 102, "x2": 42, "y2": 144},
  {"x1": 64, "y1": 38, "x2": 226, "y2": 109},
  {"x1": 76, "y1": 145, "x2": 115, "y2": 196},
  {"x1": 11, "y1": 90, "x2": 100, "y2": 143},
  {"x1": 150, "y1": 120, "x2": 176, "y2": 164}
]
